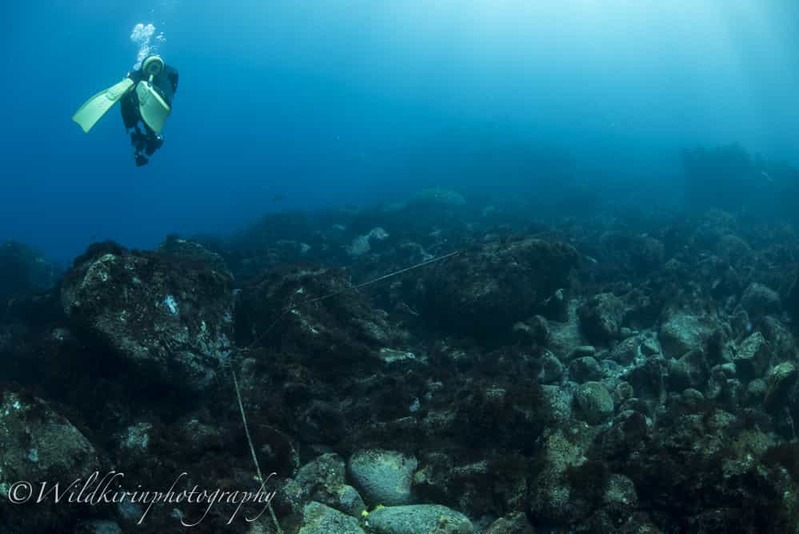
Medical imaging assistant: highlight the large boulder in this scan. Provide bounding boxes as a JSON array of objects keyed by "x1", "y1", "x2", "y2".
[
  {"x1": 60, "y1": 242, "x2": 234, "y2": 392},
  {"x1": 348, "y1": 449, "x2": 417, "y2": 506},
  {"x1": 0, "y1": 386, "x2": 100, "y2": 533},
  {"x1": 577, "y1": 292, "x2": 625, "y2": 345},
  {"x1": 658, "y1": 310, "x2": 718, "y2": 359},
  {"x1": 740, "y1": 282, "x2": 781, "y2": 320},
  {"x1": 235, "y1": 266, "x2": 409, "y2": 369},
  {"x1": 411, "y1": 238, "x2": 580, "y2": 342}
]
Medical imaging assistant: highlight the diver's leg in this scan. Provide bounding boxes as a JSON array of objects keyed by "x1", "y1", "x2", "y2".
[
  {"x1": 122, "y1": 97, "x2": 151, "y2": 166},
  {"x1": 143, "y1": 126, "x2": 164, "y2": 157},
  {"x1": 129, "y1": 123, "x2": 150, "y2": 166},
  {"x1": 120, "y1": 96, "x2": 139, "y2": 129}
]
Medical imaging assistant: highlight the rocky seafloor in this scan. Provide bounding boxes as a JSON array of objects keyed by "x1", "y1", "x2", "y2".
[{"x1": 3, "y1": 190, "x2": 799, "y2": 533}]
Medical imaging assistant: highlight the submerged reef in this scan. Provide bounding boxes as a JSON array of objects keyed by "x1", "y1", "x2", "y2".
[{"x1": 5, "y1": 170, "x2": 799, "y2": 532}]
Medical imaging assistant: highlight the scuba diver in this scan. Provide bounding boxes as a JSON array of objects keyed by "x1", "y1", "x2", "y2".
[{"x1": 72, "y1": 55, "x2": 179, "y2": 166}]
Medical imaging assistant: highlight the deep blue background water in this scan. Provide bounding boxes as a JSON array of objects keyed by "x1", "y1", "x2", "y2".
[{"x1": 4, "y1": 1, "x2": 799, "y2": 262}]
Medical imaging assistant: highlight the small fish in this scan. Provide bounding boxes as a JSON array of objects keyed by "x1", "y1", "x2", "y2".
[{"x1": 760, "y1": 171, "x2": 774, "y2": 183}]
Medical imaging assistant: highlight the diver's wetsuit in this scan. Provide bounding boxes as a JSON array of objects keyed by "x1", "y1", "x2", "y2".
[{"x1": 120, "y1": 64, "x2": 179, "y2": 166}]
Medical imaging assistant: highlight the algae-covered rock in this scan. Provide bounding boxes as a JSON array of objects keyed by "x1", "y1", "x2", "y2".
[
  {"x1": 365, "y1": 504, "x2": 473, "y2": 534},
  {"x1": 296, "y1": 453, "x2": 367, "y2": 517},
  {"x1": 529, "y1": 425, "x2": 595, "y2": 523},
  {"x1": 578, "y1": 293, "x2": 625, "y2": 345},
  {"x1": 413, "y1": 237, "x2": 580, "y2": 342},
  {"x1": 659, "y1": 311, "x2": 717, "y2": 359},
  {"x1": 235, "y1": 266, "x2": 409, "y2": 368},
  {"x1": 740, "y1": 282, "x2": 781, "y2": 320},
  {"x1": 485, "y1": 511, "x2": 534, "y2": 534},
  {"x1": 298, "y1": 501, "x2": 365, "y2": 534},
  {"x1": 60, "y1": 242, "x2": 234, "y2": 392},
  {"x1": 574, "y1": 381, "x2": 615, "y2": 424},
  {"x1": 0, "y1": 386, "x2": 100, "y2": 533},
  {"x1": 348, "y1": 449, "x2": 417, "y2": 506},
  {"x1": 733, "y1": 331, "x2": 770, "y2": 379}
]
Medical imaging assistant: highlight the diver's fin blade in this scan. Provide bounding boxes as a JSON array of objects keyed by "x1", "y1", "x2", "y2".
[
  {"x1": 72, "y1": 78, "x2": 135, "y2": 133},
  {"x1": 136, "y1": 80, "x2": 171, "y2": 134}
]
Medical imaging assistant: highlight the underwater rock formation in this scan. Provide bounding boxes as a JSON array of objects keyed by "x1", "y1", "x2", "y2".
[
  {"x1": 5, "y1": 191, "x2": 799, "y2": 531},
  {"x1": 411, "y1": 237, "x2": 580, "y2": 342},
  {"x1": 60, "y1": 241, "x2": 234, "y2": 393},
  {"x1": 235, "y1": 266, "x2": 411, "y2": 370},
  {"x1": 0, "y1": 386, "x2": 100, "y2": 533}
]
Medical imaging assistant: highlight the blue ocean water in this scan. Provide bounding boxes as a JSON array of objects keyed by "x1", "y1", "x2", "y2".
[{"x1": 4, "y1": 1, "x2": 799, "y2": 262}]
